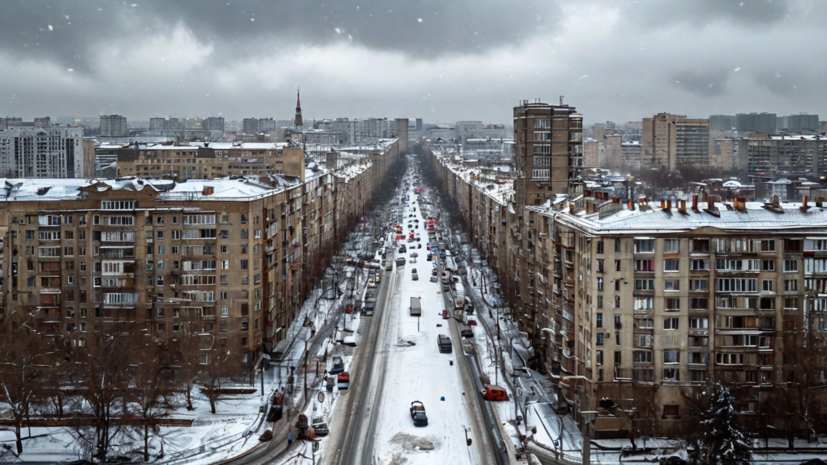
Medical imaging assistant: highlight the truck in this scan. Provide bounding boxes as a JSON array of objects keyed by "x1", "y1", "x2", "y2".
[
  {"x1": 453, "y1": 281, "x2": 466, "y2": 310},
  {"x1": 410, "y1": 296, "x2": 422, "y2": 316}
]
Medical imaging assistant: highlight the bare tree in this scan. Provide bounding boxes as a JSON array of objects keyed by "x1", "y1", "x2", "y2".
[
  {"x1": 0, "y1": 328, "x2": 44, "y2": 454},
  {"x1": 130, "y1": 339, "x2": 175, "y2": 462},
  {"x1": 200, "y1": 346, "x2": 233, "y2": 414},
  {"x1": 71, "y1": 330, "x2": 137, "y2": 460},
  {"x1": 174, "y1": 327, "x2": 203, "y2": 411}
]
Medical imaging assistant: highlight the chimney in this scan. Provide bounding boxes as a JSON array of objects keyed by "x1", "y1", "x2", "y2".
[
  {"x1": 611, "y1": 197, "x2": 619, "y2": 204},
  {"x1": 569, "y1": 203, "x2": 575, "y2": 213},
  {"x1": 692, "y1": 194, "x2": 699, "y2": 211},
  {"x1": 666, "y1": 199, "x2": 672, "y2": 210},
  {"x1": 818, "y1": 197, "x2": 824, "y2": 208},
  {"x1": 628, "y1": 201, "x2": 634, "y2": 210},
  {"x1": 202, "y1": 185, "x2": 214, "y2": 196},
  {"x1": 801, "y1": 195, "x2": 810, "y2": 212},
  {"x1": 678, "y1": 200, "x2": 686, "y2": 213},
  {"x1": 708, "y1": 197, "x2": 714, "y2": 210},
  {"x1": 660, "y1": 200, "x2": 666, "y2": 209},
  {"x1": 773, "y1": 195, "x2": 780, "y2": 208}
]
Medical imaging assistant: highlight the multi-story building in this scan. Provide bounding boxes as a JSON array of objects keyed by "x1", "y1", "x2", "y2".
[
  {"x1": 709, "y1": 115, "x2": 736, "y2": 132},
  {"x1": 0, "y1": 138, "x2": 400, "y2": 373},
  {"x1": 513, "y1": 99, "x2": 583, "y2": 207},
  {"x1": 242, "y1": 118, "x2": 260, "y2": 134},
  {"x1": 642, "y1": 113, "x2": 709, "y2": 171},
  {"x1": 778, "y1": 113, "x2": 820, "y2": 133},
  {"x1": 428, "y1": 147, "x2": 827, "y2": 437},
  {"x1": 201, "y1": 117, "x2": 225, "y2": 133},
  {"x1": 620, "y1": 141, "x2": 642, "y2": 172},
  {"x1": 100, "y1": 115, "x2": 128, "y2": 138},
  {"x1": 743, "y1": 133, "x2": 827, "y2": 181},
  {"x1": 116, "y1": 142, "x2": 305, "y2": 181},
  {"x1": 737, "y1": 112, "x2": 777, "y2": 135},
  {"x1": 0, "y1": 125, "x2": 88, "y2": 178},
  {"x1": 395, "y1": 118, "x2": 409, "y2": 152}
]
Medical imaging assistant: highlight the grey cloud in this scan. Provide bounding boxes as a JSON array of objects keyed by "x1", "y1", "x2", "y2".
[
  {"x1": 624, "y1": 0, "x2": 789, "y2": 29},
  {"x1": 670, "y1": 69, "x2": 730, "y2": 97}
]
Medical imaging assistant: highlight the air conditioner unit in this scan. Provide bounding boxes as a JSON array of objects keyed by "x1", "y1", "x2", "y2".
[{"x1": 539, "y1": 233, "x2": 547, "y2": 239}]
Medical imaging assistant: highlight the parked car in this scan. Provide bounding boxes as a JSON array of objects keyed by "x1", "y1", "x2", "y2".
[
  {"x1": 410, "y1": 252, "x2": 418, "y2": 258},
  {"x1": 437, "y1": 334, "x2": 452, "y2": 353},
  {"x1": 399, "y1": 245, "x2": 407, "y2": 253},
  {"x1": 467, "y1": 318, "x2": 477, "y2": 326},
  {"x1": 461, "y1": 328, "x2": 474, "y2": 338},
  {"x1": 337, "y1": 372, "x2": 351, "y2": 390},
  {"x1": 368, "y1": 278, "x2": 376, "y2": 287},
  {"x1": 481, "y1": 385, "x2": 509, "y2": 401},
  {"x1": 313, "y1": 423, "x2": 330, "y2": 437},
  {"x1": 329, "y1": 356, "x2": 345, "y2": 374},
  {"x1": 412, "y1": 268, "x2": 418, "y2": 280},
  {"x1": 417, "y1": 243, "x2": 422, "y2": 249},
  {"x1": 396, "y1": 257, "x2": 406, "y2": 266},
  {"x1": 410, "y1": 401, "x2": 428, "y2": 427}
]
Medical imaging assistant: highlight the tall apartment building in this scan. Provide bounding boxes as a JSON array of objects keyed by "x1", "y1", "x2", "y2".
[
  {"x1": 709, "y1": 115, "x2": 736, "y2": 131},
  {"x1": 116, "y1": 142, "x2": 305, "y2": 182},
  {"x1": 736, "y1": 112, "x2": 776, "y2": 135},
  {"x1": 0, "y1": 125, "x2": 88, "y2": 178},
  {"x1": 742, "y1": 133, "x2": 827, "y2": 181},
  {"x1": 429, "y1": 147, "x2": 827, "y2": 436},
  {"x1": 201, "y1": 117, "x2": 225, "y2": 133},
  {"x1": 642, "y1": 113, "x2": 709, "y2": 171},
  {"x1": 0, "y1": 138, "x2": 400, "y2": 372},
  {"x1": 242, "y1": 118, "x2": 260, "y2": 134},
  {"x1": 620, "y1": 141, "x2": 642, "y2": 172},
  {"x1": 100, "y1": 115, "x2": 128, "y2": 137},
  {"x1": 395, "y1": 118, "x2": 409, "y2": 152},
  {"x1": 258, "y1": 118, "x2": 277, "y2": 133},
  {"x1": 513, "y1": 100, "x2": 584, "y2": 206},
  {"x1": 778, "y1": 113, "x2": 820, "y2": 133}
]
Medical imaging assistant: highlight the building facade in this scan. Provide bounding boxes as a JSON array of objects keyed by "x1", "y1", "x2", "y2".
[
  {"x1": 642, "y1": 113, "x2": 709, "y2": 171},
  {"x1": 0, "y1": 125, "x2": 87, "y2": 178},
  {"x1": 100, "y1": 115, "x2": 128, "y2": 138},
  {"x1": 737, "y1": 113, "x2": 777, "y2": 135}
]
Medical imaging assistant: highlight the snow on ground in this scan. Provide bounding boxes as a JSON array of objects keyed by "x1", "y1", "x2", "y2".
[{"x1": 367, "y1": 183, "x2": 480, "y2": 465}]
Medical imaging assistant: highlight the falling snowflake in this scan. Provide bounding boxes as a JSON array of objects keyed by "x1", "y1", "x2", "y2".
[
  {"x1": 733, "y1": 67, "x2": 741, "y2": 72},
  {"x1": 47, "y1": 25, "x2": 53, "y2": 31},
  {"x1": 417, "y1": 18, "x2": 423, "y2": 23},
  {"x1": 67, "y1": 68, "x2": 74, "y2": 72}
]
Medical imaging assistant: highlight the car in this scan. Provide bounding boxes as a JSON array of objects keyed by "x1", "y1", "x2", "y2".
[
  {"x1": 342, "y1": 336, "x2": 357, "y2": 347},
  {"x1": 313, "y1": 423, "x2": 330, "y2": 437},
  {"x1": 467, "y1": 318, "x2": 477, "y2": 326},
  {"x1": 337, "y1": 372, "x2": 351, "y2": 390},
  {"x1": 329, "y1": 356, "x2": 345, "y2": 374},
  {"x1": 410, "y1": 401, "x2": 428, "y2": 427},
  {"x1": 396, "y1": 257, "x2": 407, "y2": 266},
  {"x1": 437, "y1": 334, "x2": 452, "y2": 353},
  {"x1": 410, "y1": 252, "x2": 418, "y2": 258},
  {"x1": 399, "y1": 245, "x2": 407, "y2": 253},
  {"x1": 462, "y1": 340, "x2": 476, "y2": 354},
  {"x1": 481, "y1": 385, "x2": 509, "y2": 401},
  {"x1": 461, "y1": 328, "x2": 474, "y2": 338},
  {"x1": 411, "y1": 268, "x2": 418, "y2": 280},
  {"x1": 368, "y1": 278, "x2": 376, "y2": 287},
  {"x1": 418, "y1": 244, "x2": 422, "y2": 249}
]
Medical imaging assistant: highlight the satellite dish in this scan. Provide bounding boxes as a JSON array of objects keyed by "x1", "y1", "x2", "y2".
[{"x1": 563, "y1": 348, "x2": 571, "y2": 357}]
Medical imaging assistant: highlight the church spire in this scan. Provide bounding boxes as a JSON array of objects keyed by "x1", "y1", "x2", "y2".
[{"x1": 294, "y1": 87, "x2": 303, "y2": 128}]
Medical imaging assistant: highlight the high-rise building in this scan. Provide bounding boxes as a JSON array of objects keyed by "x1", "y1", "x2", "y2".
[
  {"x1": 149, "y1": 117, "x2": 166, "y2": 131},
  {"x1": 782, "y1": 113, "x2": 820, "y2": 133},
  {"x1": 242, "y1": 118, "x2": 259, "y2": 134},
  {"x1": 258, "y1": 118, "x2": 277, "y2": 133},
  {"x1": 513, "y1": 99, "x2": 583, "y2": 207},
  {"x1": 742, "y1": 133, "x2": 827, "y2": 181},
  {"x1": 709, "y1": 115, "x2": 736, "y2": 131},
  {"x1": 395, "y1": 118, "x2": 409, "y2": 152},
  {"x1": 294, "y1": 89, "x2": 303, "y2": 130},
  {"x1": 100, "y1": 115, "x2": 128, "y2": 137},
  {"x1": 415, "y1": 118, "x2": 423, "y2": 133},
  {"x1": 0, "y1": 124, "x2": 86, "y2": 178},
  {"x1": 201, "y1": 117, "x2": 225, "y2": 133},
  {"x1": 736, "y1": 112, "x2": 776, "y2": 135},
  {"x1": 642, "y1": 113, "x2": 709, "y2": 170},
  {"x1": 620, "y1": 141, "x2": 642, "y2": 171}
]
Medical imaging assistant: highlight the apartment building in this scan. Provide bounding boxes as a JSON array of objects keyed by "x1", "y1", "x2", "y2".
[
  {"x1": 427, "y1": 147, "x2": 827, "y2": 436},
  {"x1": 116, "y1": 142, "x2": 305, "y2": 182},
  {"x1": 100, "y1": 115, "x2": 128, "y2": 138},
  {"x1": 0, "y1": 124, "x2": 90, "y2": 178},
  {"x1": 0, "y1": 138, "x2": 400, "y2": 373},
  {"x1": 513, "y1": 100, "x2": 584, "y2": 207},
  {"x1": 742, "y1": 133, "x2": 827, "y2": 181},
  {"x1": 642, "y1": 113, "x2": 709, "y2": 171}
]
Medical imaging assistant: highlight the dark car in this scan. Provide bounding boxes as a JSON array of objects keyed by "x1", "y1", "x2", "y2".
[
  {"x1": 461, "y1": 328, "x2": 474, "y2": 338},
  {"x1": 329, "y1": 356, "x2": 345, "y2": 374},
  {"x1": 313, "y1": 423, "x2": 330, "y2": 437},
  {"x1": 399, "y1": 245, "x2": 407, "y2": 253}
]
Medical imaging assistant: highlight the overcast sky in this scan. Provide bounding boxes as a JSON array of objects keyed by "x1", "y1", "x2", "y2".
[{"x1": 0, "y1": 0, "x2": 825, "y2": 125}]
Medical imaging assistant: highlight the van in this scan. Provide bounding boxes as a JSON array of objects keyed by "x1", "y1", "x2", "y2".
[
  {"x1": 481, "y1": 385, "x2": 509, "y2": 401},
  {"x1": 437, "y1": 334, "x2": 452, "y2": 354}
]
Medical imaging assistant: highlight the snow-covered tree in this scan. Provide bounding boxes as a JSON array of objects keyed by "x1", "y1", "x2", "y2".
[{"x1": 685, "y1": 379, "x2": 751, "y2": 465}]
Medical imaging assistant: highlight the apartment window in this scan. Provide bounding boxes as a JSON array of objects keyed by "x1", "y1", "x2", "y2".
[
  {"x1": 689, "y1": 297, "x2": 708, "y2": 310},
  {"x1": 614, "y1": 295, "x2": 621, "y2": 308},
  {"x1": 635, "y1": 260, "x2": 654, "y2": 272},
  {"x1": 241, "y1": 229, "x2": 248, "y2": 239},
  {"x1": 596, "y1": 350, "x2": 603, "y2": 365},
  {"x1": 663, "y1": 259, "x2": 679, "y2": 272},
  {"x1": 615, "y1": 260, "x2": 621, "y2": 272},
  {"x1": 221, "y1": 305, "x2": 229, "y2": 316},
  {"x1": 596, "y1": 259, "x2": 604, "y2": 272},
  {"x1": 665, "y1": 298, "x2": 680, "y2": 312},
  {"x1": 240, "y1": 259, "x2": 248, "y2": 270},
  {"x1": 221, "y1": 260, "x2": 230, "y2": 270},
  {"x1": 221, "y1": 275, "x2": 228, "y2": 285},
  {"x1": 597, "y1": 241, "x2": 604, "y2": 254},
  {"x1": 784, "y1": 280, "x2": 798, "y2": 292},
  {"x1": 596, "y1": 313, "x2": 603, "y2": 328},
  {"x1": 634, "y1": 351, "x2": 653, "y2": 363},
  {"x1": 615, "y1": 238, "x2": 621, "y2": 253},
  {"x1": 762, "y1": 259, "x2": 775, "y2": 272},
  {"x1": 596, "y1": 333, "x2": 604, "y2": 346},
  {"x1": 637, "y1": 318, "x2": 654, "y2": 329},
  {"x1": 199, "y1": 353, "x2": 209, "y2": 365},
  {"x1": 784, "y1": 259, "x2": 799, "y2": 272},
  {"x1": 690, "y1": 279, "x2": 708, "y2": 291},
  {"x1": 762, "y1": 280, "x2": 774, "y2": 292},
  {"x1": 761, "y1": 239, "x2": 776, "y2": 252},
  {"x1": 690, "y1": 259, "x2": 709, "y2": 271},
  {"x1": 614, "y1": 351, "x2": 622, "y2": 364},
  {"x1": 220, "y1": 213, "x2": 229, "y2": 224},
  {"x1": 634, "y1": 239, "x2": 655, "y2": 254},
  {"x1": 635, "y1": 335, "x2": 652, "y2": 348},
  {"x1": 663, "y1": 368, "x2": 680, "y2": 382},
  {"x1": 716, "y1": 353, "x2": 744, "y2": 365},
  {"x1": 691, "y1": 239, "x2": 710, "y2": 253},
  {"x1": 615, "y1": 280, "x2": 621, "y2": 291},
  {"x1": 689, "y1": 318, "x2": 708, "y2": 329},
  {"x1": 254, "y1": 230, "x2": 261, "y2": 239},
  {"x1": 597, "y1": 277, "x2": 603, "y2": 291},
  {"x1": 663, "y1": 239, "x2": 680, "y2": 254},
  {"x1": 597, "y1": 296, "x2": 603, "y2": 309},
  {"x1": 663, "y1": 317, "x2": 680, "y2": 330},
  {"x1": 240, "y1": 214, "x2": 247, "y2": 224},
  {"x1": 220, "y1": 291, "x2": 228, "y2": 300},
  {"x1": 634, "y1": 296, "x2": 653, "y2": 311},
  {"x1": 664, "y1": 280, "x2": 680, "y2": 291},
  {"x1": 635, "y1": 279, "x2": 654, "y2": 291}
]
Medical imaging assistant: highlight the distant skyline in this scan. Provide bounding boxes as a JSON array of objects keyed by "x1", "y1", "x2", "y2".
[{"x1": 1, "y1": 0, "x2": 826, "y2": 125}]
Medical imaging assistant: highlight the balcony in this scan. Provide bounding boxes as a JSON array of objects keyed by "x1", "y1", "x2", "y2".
[{"x1": 38, "y1": 293, "x2": 61, "y2": 307}]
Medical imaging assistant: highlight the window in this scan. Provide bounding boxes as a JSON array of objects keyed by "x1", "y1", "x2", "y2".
[
  {"x1": 716, "y1": 278, "x2": 758, "y2": 293},
  {"x1": 615, "y1": 238, "x2": 621, "y2": 253},
  {"x1": 635, "y1": 335, "x2": 652, "y2": 348},
  {"x1": 596, "y1": 350, "x2": 603, "y2": 365},
  {"x1": 101, "y1": 201, "x2": 135, "y2": 210},
  {"x1": 615, "y1": 280, "x2": 620, "y2": 291},
  {"x1": 221, "y1": 305, "x2": 229, "y2": 316},
  {"x1": 241, "y1": 229, "x2": 248, "y2": 239},
  {"x1": 220, "y1": 291, "x2": 228, "y2": 300},
  {"x1": 784, "y1": 259, "x2": 798, "y2": 272},
  {"x1": 635, "y1": 279, "x2": 654, "y2": 290},
  {"x1": 615, "y1": 260, "x2": 621, "y2": 272},
  {"x1": 663, "y1": 317, "x2": 680, "y2": 330},
  {"x1": 691, "y1": 239, "x2": 710, "y2": 253},
  {"x1": 663, "y1": 368, "x2": 680, "y2": 382},
  {"x1": 634, "y1": 351, "x2": 653, "y2": 363},
  {"x1": 761, "y1": 239, "x2": 776, "y2": 252},
  {"x1": 634, "y1": 297, "x2": 653, "y2": 311},
  {"x1": 614, "y1": 351, "x2": 622, "y2": 364},
  {"x1": 762, "y1": 259, "x2": 775, "y2": 271},
  {"x1": 665, "y1": 298, "x2": 680, "y2": 312},
  {"x1": 240, "y1": 259, "x2": 248, "y2": 270},
  {"x1": 596, "y1": 313, "x2": 603, "y2": 328},
  {"x1": 689, "y1": 297, "x2": 708, "y2": 310},
  {"x1": 664, "y1": 259, "x2": 679, "y2": 272},
  {"x1": 762, "y1": 280, "x2": 774, "y2": 292},
  {"x1": 663, "y1": 239, "x2": 680, "y2": 254},
  {"x1": 597, "y1": 296, "x2": 603, "y2": 308},
  {"x1": 690, "y1": 279, "x2": 708, "y2": 291},
  {"x1": 637, "y1": 318, "x2": 654, "y2": 329},
  {"x1": 716, "y1": 353, "x2": 744, "y2": 365},
  {"x1": 221, "y1": 275, "x2": 228, "y2": 285},
  {"x1": 199, "y1": 353, "x2": 210, "y2": 365},
  {"x1": 690, "y1": 318, "x2": 708, "y2": 329},
  {"x1": 614, "y1": 296, "x2": 620, "y2": 308},
  {"x1": 784, "y1": 280, "x2": 798, "y2": 292},
  {"x1": 635, "y1": 260, "x2": 654, "y2": 272},
  {"x1": 596, "y1": 333, "x2": 604, "y2": 346},
  {"x1": 634, "y1": 239, "x2": 655, "y2": 254},
  {"x1": 597, "y1": 241, "x2": 604, "y2": 254},
  {"x1": 597, "y1": 277, "x2": 603, "y2": 290},
  {"x1": 690, "y1": 259, "x2": 709, "y2": 271},
  {"x1": 664, "y1": 280, "x2": 680, "y2": 291}
]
